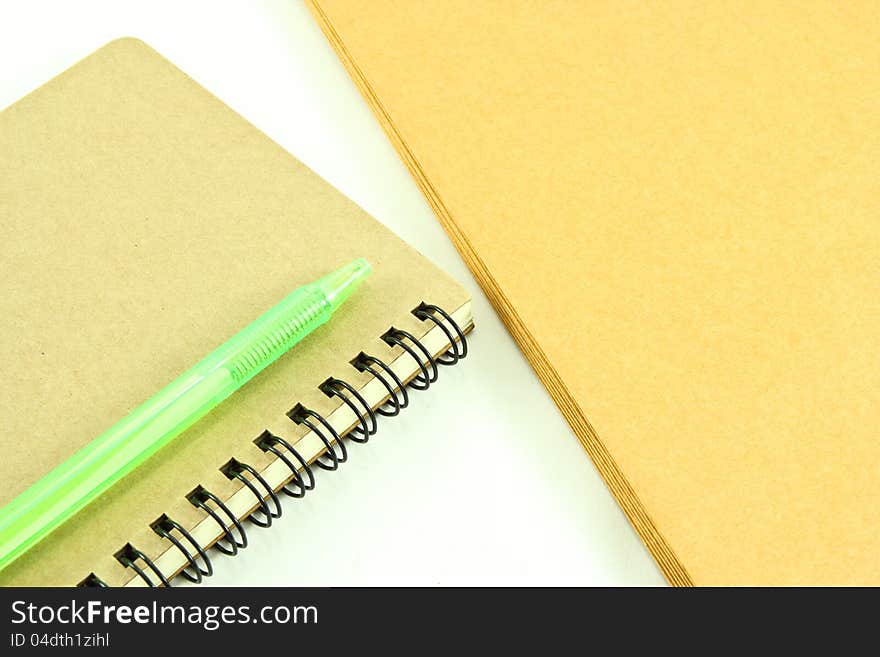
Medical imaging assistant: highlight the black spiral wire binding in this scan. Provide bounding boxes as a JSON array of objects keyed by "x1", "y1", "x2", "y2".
[
  {"x1": 77, "y1": 573, "x2": 108, "y2": 587},
  {"x1": 319, "y1": 376, "x2": 378, "y2": 442},
  {"x1": 289, "y1": 403, "x2": 347, "y2": 470},
  {"x1": 103, "y1": 302, "x2": 468, "y2": 587},
  {"x1": 351, "y1": 352, "x2": 409, "y2": 415},
  {"x1": 381, "y1": 327, "x2": 439, "y2": 389},
  {"x1": 150, "y1": 514, "x2": 213, "y2": 583},
  {"x1": 220, "y1": 459, "x2": 283, "y2": 528},
  {"x1": 115, "y1": 543, "x2": 170, "y2": 588},
  {"x1": 413, "y1": 302, "x2": 469, "y2": 364},
  {"x1": 255, "y1": 430, "x2": 314, "y2": 498},
  {"x1": 187, "y1": 485, "x2": 248, "y2": 555}
]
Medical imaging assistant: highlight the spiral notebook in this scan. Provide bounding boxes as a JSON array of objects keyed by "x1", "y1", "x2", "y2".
[{"x1": 0, "y1": 38, "x2": 472, "y2": 587}]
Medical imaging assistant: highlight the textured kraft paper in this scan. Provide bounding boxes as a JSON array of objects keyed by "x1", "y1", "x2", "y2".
[
  {"x1": 0, "y1": 38, "x2": 469, "y2": 586},
  {"x1": 308, "y1": 0, "x2": 880, "y2": 585}
]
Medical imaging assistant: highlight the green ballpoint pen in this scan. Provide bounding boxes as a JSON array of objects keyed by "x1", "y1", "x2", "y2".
[{"x1": 0, "y1": 257, "x2": 371, "y2": 573}]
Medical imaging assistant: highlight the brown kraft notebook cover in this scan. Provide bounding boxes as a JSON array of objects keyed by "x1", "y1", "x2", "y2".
[
  {"x1": 0, "y1": 38, "x2": 472, "y2": 586},
  {"x1": 308, "y1": 0, "x2": 880, "y2": 585}
]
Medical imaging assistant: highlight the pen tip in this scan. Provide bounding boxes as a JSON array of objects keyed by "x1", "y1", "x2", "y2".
[{"x1": 315, "y1": 258, "x2": 372, "y2": 313}]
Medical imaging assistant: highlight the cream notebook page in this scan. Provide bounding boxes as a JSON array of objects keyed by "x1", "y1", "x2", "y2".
[
  {"x1": 0, "y1": 38, "x2": 470, "y2": 586},
  {"x1": 309, "y1": 1, "x2": 880, "y2": 585}
]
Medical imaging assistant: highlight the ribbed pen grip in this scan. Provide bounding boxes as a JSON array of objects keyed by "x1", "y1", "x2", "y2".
[{"x1": 227, "y1": 292, "x2": 329, "y2": 384}]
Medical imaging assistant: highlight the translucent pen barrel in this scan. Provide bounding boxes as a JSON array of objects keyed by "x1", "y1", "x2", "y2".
[{"x1": 0, "y1": 258, "x2": 370, "y2": 572}]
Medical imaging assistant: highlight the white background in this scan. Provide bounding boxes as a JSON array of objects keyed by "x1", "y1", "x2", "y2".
[{"x1": 0, "y1": 0, "x2": 665, "y2": 586}]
